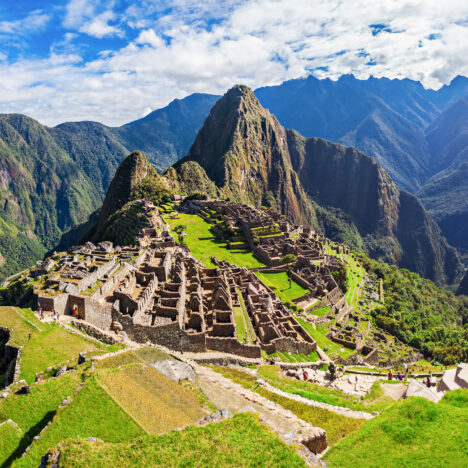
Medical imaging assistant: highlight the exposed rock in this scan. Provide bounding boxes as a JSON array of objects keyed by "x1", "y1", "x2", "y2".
[
  {"x1": 55, "y1": 365, "x2": 67, "y2": 378},
  {"x1": 150, "y1": 359, "x2": 195, "y2": 383}
]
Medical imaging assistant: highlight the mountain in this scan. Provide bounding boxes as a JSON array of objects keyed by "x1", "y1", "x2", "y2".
[
  {"x1": 254, "y1": 74, "x2": 468, "y2": 192},
  {"x1": 418, "y1": 97, "x2": 468, "y2": 263},
  {"x1": 115, "y1": 93, "x2": 219, "y2": 171},
  {"x1": 0, "y1": 95, "x2": 218, "y2": 279},
  {"x1": 173, "y1": 85, "x2": 463, "y2": 286},
  {"x1": 174, "y1": 85, "x2": 316, "y2": 226}
]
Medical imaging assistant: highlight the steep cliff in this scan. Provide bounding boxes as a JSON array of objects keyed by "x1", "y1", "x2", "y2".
[{"x1": 175, "y1": 85, "x2": 316, "y2": 226}]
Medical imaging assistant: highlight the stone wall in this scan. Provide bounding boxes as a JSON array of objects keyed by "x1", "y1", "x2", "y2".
[
  {"x1": 206, "y1": 336, "x2": 261, "y2": 358},
  {"x1": 37, "y1": 293, "x2": 69, "y2": 315},
  {"x1": 90, "y1": 264, "x2": 129, "y2": 299},
  {"x1": 263, "y1": 336, "x2": 317, "y2": 355}
]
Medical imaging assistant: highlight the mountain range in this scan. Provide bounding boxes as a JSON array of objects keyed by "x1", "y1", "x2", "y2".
[
  {"x1": 91, "y1": 85, "x2": 462, "y2": 288},
  {"x1": 0, "y1": 75, "x2": 467, "y2": 289}
]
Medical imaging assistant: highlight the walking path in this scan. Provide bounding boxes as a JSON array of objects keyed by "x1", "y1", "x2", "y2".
[{"x1": 256, "y1": 378, "x2": 374, "y2": 420}]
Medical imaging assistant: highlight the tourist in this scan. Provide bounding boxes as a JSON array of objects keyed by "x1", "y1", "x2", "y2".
[
  {"x1": 303, "y1": 370, "x2": 309, "y2": 381},
  {"x1": 403, "y1": 363, "x2": 408, "y2": 380},
  {"x1": 387, "y1": 370, "x2": 393, "y2": 381},
  {"x1": 397, "y1": 372, "x2": 403, "y2": 381}
]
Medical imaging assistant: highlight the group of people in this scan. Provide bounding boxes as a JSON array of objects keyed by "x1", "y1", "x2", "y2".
[
  {"x1": 387, "y1": 363, "x2": 411, "y2": 381},
  {"x1": 37, "y1": 306, "x2": 57, "y2": 321}
]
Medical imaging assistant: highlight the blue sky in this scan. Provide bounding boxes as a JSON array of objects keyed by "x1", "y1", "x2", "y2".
[{"x1": 0, "y1": 0, "x2": 467, "y2": 126}]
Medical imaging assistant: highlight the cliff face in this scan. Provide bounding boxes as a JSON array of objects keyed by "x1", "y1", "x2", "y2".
[
  {"x1": 176, "y1": 85, "x2": 316, "y2": 226},
  {"x1": 174, "y1": 85, "x2": 463, "y2": 286}
]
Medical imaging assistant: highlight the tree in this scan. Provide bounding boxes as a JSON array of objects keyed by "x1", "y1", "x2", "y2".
[{"x1": 280, "y1": 254, "x2": 297, "y2": 289}]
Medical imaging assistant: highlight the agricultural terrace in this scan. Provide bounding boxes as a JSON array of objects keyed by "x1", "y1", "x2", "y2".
[
  {"x1": 324, "y1": 244, "x2": 366, "y2": 309},
  {"x1": 212, "y1": 366, "x2": 365, "y2": 446},
  {"x1": 163, "y1": 213, "x2": 264, "y2": 269},
  {"x1": 46, "y1": 413, "x2": 307, "y2": 468},
  {"x1": 324, "y1": 390, "x2": 468, "y2": 468},
  {"x1": 0, "y1": 307, "x2": 104, "y2": 384}
]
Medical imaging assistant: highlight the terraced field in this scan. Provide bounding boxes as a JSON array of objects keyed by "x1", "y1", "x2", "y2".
[{"x1": 0, "y1": 307, "x2": 104, "y2": 384}]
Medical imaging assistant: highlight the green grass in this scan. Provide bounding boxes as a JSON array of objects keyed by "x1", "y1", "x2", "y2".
[
  {"x1": 163, "y1": 213, "x2": 264, "y2": 268},
  {"x1": 47, "y1": 413, "x2": 306, "y2": 468},
  {"x1": 19, "y1": 323, "x2": 101, "y2": 384},
  {"x1": 233, "y1": 306, "x2": 247, "y2": 342},
  {"x1": 296, "y1": 318, "x2": 355, "y2": 359},
  {"x1": 0, "y1": 307, "x2": 42, "y2": 347},
  {"x1": 236, "y1": 289, "x2": 256, "y2": 344},
  {"x1": 256, "y1": 271, "x2": 308, "y2": 305},
  {"x1": 309, "y1": 305, "x2": 331, "y2": 317},
  {"x1": 0, "y1": 421, "x2": 22, "y2": 466},
  {"x1": 212, "y1": 367, "x2": 365, "y2": 446},
  {"x1": 97, "y1": 363, "x2": 207, "y2": 434},
  {"x1": 14, "y1": 377, "x2": 144, "y2": 468},
  {"x1": 268, "y1": 351, "x2": 320, "y2": 362},
  {"x1": 0, "y1": 307, "x2": 103, "y2": 384},
  {"x1": 325, "y1": 390, "x2": 468, "y2": 468},
  {"x1": 0, "y1": 372, "x2": 82, "y2": 467},
  {"x1": 258, "y1": 366, "x2": 393, "y2": 413}
]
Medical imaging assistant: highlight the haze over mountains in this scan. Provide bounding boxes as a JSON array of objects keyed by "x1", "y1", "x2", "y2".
[{"x1": 0, "y1": 75, "x2": 467, "y2": 290}]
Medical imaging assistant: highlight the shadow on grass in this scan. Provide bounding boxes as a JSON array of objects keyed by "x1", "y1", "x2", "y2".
[{"x1": 1, "y1": 410, "x2": 55, "y2": 468}]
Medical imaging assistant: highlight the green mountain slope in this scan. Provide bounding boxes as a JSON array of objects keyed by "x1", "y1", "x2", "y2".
[{"x1": 0, "y1": 95, "x2": 216, "y2": 279}]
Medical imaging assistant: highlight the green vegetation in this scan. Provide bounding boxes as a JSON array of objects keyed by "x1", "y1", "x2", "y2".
[
  {"x1": 0, "y1": 307, "x2": 103, "y2": 383},
  {"x1": 163, "y1": 213, "x2": 263, "y2": 268},
  {"x1": 268, "y1": 351, "x2": 320, "y2": 362},
  {"x1": 258, "y1": 366, "x2": 393, "y2": 412},
  {"x1": 357, "y1": 253, "x2": 468, "y2": 364},
  {"x1": 97, "y1": 363, "x2": 207, "y2": 434},
  {"x1": 16, "y1": 377, "x2": 144, "y2": 468},
  {"x1": 212, "y1": 366, "x2": 364, "y2": 445},
  {"x1": 256, "y1": 271, "x2": 308, "y2": 305},
  {"x1": 309, "y1": 305, "x2": 331, "y2": 317},
  {"x1": 296, "y1": 318, "x2": 355, "y2": 359},
  {"x1": 46, "y1": 413, "x2": 306, "y2": 468},
  {"x1": 0, "y1": 372, "x2": 82, "y2": 467},
  {"x1": 324, "y1": 390, "x2": 468, "y2": 468},
  {"x1": 0, "y1": 420, "x2": 22, "y2": 466}
]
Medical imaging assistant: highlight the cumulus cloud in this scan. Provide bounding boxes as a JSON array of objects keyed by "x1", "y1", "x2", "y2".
[{"x1": 0, "y1": 0, "x2": 467, "y2": 126}]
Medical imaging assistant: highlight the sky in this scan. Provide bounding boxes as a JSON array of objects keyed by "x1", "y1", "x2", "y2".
[{"x1": 0, "y1": 0, "x2": 467, "y2": 126}]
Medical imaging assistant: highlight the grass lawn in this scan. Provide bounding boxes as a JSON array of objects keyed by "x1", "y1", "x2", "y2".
[
  {"x1": 324, "y1": 390, "x2": 468, "y2": 468},
  {"x1": 296, "y1": 318, "x2": 355, "y2": 359},
  {"x1": 0, "y1": 307, "x2": 103, "y2": 384},
  {"x1": 14, "y1": 377, "x2": 144, "y2": 468},
  {"x1": 268, "y1": 351, "x2": 320, "y2": 362},
  {"x1": 0, "y1": 372, "x2": 82, "y2": 467},
  {"x1": 163, "y1": 213, "x2": 264, "y2": 268},
  {"x1": 212, "y1": 367, "x2": 365, "y2": 446},
  {"x1": 49, "y1": 413, "x2": 306, "y2": 468},
  {"x1": 0, "y1": 307, "x2": 42, "y2": 346},
  {"x1": 258, "y1": 366, "x2": 394, "y2": 413},
  {"x1": 309, "y1": 306, "x2": 331, "y2": 317},
  {"x1": 97, "y1": 363, "x2": 208, "y2": 434},
  {"x1": 256, "y1": 271, "x2": 308, "y2": 305},
  {"x1": 0, "y1": 421, "x2": 22, "y2": 466}
]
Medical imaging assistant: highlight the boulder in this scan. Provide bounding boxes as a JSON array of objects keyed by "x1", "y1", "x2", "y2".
[
  {"x1": 55, "y1": 365, "x2": 67, "y2": 378},
  {"x1": 150, "y1": 359, "x2": 195, "y2": 383}
]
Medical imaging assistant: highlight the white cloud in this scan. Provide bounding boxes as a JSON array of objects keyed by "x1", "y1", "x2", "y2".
[
  {"x1": 79, "y1": 11, "x2": 122, "y2": 38},
  {"x1": 0, "y1": 10, "x2": 50, "y2": 34},
  {"x1": 1, "y1": 0, "x2": 467, "y2": 126}
]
